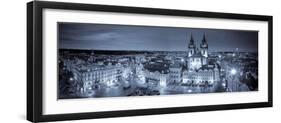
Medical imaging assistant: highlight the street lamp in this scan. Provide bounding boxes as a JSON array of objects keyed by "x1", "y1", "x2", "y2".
[
  {"x1": 230, "y1": 69, "x2": 237, "y2": 75},
  {"x1": 222, "y1": 82, "x2": 226, "y2": 87},
  {"x1": 228, "y1": 68, "x2": 238, "y2": 92},
  {"x1": 69, "y1": 77, "x2": 74, "y2": 81}
]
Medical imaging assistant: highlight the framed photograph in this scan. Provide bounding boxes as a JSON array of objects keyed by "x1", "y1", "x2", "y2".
[{"x1": 27, "y1": 1, "x2": 273, "y2": 122}]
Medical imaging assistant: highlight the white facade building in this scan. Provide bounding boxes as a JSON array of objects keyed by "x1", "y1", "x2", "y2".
[
  {"x1": 144, "y1": 63, "x2": 169, "y2": 87},
  {"x1": 169, "y1": 63, "x2": 182, "y2": 83},
  {"x1": 71, "y1": 63, "x2": 124, "y2": 93},
  {"x1": 185, "y1": 34, "x2": 220, "y2": 85}
]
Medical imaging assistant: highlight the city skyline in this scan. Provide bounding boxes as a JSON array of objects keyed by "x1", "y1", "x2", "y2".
[
  {"x1": 58, "y1": 23, "x2": 258, "y2": 52},
  {"x1": 58, "y1": 23, "x2": 258, "y2": 99}
]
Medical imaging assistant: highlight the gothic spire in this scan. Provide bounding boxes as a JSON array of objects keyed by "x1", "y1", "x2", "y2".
[
  {"x1": 202, "y1": 33, "x2": 207, "y2": 43},
  {"x1": 200, "y1": 33, "x2": 208, "y2": 48},
  {"x1": 190, "y1": 33, "x2": 194, "y2": 44}
]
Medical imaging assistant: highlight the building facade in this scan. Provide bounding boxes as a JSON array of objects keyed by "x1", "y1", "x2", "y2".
[
  {"x1": 185, "y1": 34, "x2": 220, "y2": 85},
  {"x1": 169, "y1": 63, "x2": 182, "y2": 83},
  {"x1": 144, "y1": 63, "x2": 169, "y2": 87},
  {"x1": 71, "y1": 63, "x2": 124, "y2": 93}
]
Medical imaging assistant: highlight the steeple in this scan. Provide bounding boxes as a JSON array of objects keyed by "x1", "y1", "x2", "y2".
[
  {"x1": 190, "y1": 33, "x2": 194, "y2": 44},
  {"x1": 188, "y1": 33, "x2": 196, "y2": 57},
  {"x1": 200, "y1": 33, "x2": 208, "y2": 58},
  {"x1": 202, "y1": 33, "x2": 207, "y2": 44},
  {"x1": 201, "y1": 33, "x2": 208, "y2": 48},
  {"x1": 189, "y1": 33, "x2": 195, "y2": 48}
]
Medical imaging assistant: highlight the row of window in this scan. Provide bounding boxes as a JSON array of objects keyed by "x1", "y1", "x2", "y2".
[{"x1": 82, "y1": 76, "x2": 117, "y2": 81}]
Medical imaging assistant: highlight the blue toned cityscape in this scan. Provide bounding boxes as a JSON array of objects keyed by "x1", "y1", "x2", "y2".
[{"x1": 58, "y1": 23, "x2": 258, "y2": 99}]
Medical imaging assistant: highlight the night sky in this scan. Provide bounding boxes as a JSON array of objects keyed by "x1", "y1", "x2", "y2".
[{"x1": 58, "y1": 23, "x2": 258, "y2": 52}]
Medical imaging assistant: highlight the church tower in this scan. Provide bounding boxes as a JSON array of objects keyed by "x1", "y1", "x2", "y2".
[
  {"x1": 200, "y1": 34, "x2": 208, "y2": 58},
  {"x1": 200, "y1": 34, "x2": 208, "y2": 65},
  {"x1": 188, "y1": 34, "x2": 196, "y2": 57}
]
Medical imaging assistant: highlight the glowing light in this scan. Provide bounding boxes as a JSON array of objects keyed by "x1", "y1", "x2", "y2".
[
  {"x1": 209, "y1": 79, "x2": 214, "y2": 84},
  {"x1": 183, "y1": 79, "x2": 188, "y2": 83},
  {"x1": 107, "y1": 81, "x2": 114, "y2": 86},
  {"x1": 160, "y1": 79, "x2": 166, "y2": 87},
  {"x1": 139, "y1": 76, "x2": 145, "y2": 83},
  {"x1": 188, "y1": 89, "x2": 192, "y2": 93},
  {"x1": 230, "y1": 69, "x2": 237, "y2": 75},
  {"x1": 181, "y1": 59, "x2": 185, "y2": 62}
]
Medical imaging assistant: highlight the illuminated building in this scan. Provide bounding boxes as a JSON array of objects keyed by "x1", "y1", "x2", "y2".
[
  {"x1": 185, "y1": 34, "x2": 220, "y2": 85},
  {"x1": 169, "y1": 63, "x2": 182, "y2": 83},
  {"x1": 71, "y1": 63, "x2": 124, "y2": 93},
  {"x1": 144, "y1": 63, "x2": 169, "y2": 87},
  {"x1": 187, "y1": 34, "x2": 208, "y2": 70}
]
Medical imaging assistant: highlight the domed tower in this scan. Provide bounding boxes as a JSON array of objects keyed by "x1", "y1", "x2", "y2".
[{"x1": 188, "y1": 34, "x2": 196, "y2": 57}]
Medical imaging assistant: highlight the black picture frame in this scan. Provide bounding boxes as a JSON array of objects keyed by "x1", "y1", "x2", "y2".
[{"x1": 27, "y1": 1, "x2": 273, "y2": 122}]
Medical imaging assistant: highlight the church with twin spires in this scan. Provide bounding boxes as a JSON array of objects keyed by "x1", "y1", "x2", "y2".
[
  {"x1": 182, "y1": 34, "x2": 220, "y2": 85},
  {"x1": 187, "y1": 34, "x2": 208, "y2": 71}
]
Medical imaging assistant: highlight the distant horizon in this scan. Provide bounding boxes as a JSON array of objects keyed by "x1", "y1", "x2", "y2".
[{"x1": 59, "y1": 48, "x2": 258, "y2": 53}]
